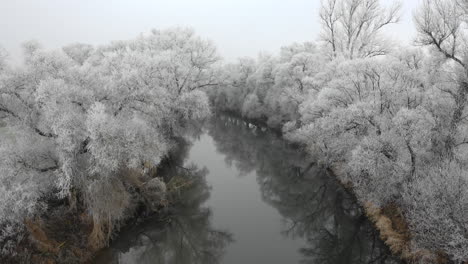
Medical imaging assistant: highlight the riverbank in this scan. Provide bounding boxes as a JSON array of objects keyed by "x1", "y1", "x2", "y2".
[
  {"x1": 217, "y1": 112, "x2": 443, "y2": 263},
  {"x1": 10, "y1": 114, "x2": 420, "y2": 264},
  {"x1": 327, "y1": 165, "x2": 449, "y2": 264},
  {"x1": 93, "y1": 116, "x2": 397, "y2": 264},
  {"x1": 4, "y1": 147, "x2": 196, "y2": 264},
  {"x1": 8, "y1": 173, "x2": 159, "y2": 263}
]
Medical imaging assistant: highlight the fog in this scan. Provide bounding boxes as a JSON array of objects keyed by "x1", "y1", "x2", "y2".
[
  {"x1": 3, "y1": 0, "x2": 468, "y2": 263},
  {"x1": 1, "y1": 0, "x2": 420, "y2": 64}
]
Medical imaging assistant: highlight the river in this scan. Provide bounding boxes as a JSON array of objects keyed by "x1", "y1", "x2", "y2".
[{"x1": 93, "y1": 116, "x2": 399, "y2": 264}]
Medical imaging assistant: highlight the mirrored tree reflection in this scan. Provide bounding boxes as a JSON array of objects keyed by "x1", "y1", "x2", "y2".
[
  {"x1": 95, "y1": 115, "x2": 400, "y2": 264},
  {"x1": 94, "y1": 163, "x2": 233, "y2": 264},
  {"x1": 207, "y1": 115, "x2": 400, "y2": 264}
]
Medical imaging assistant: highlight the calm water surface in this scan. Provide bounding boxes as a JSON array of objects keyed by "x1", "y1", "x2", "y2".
[{"x1": 94, "y1": 116, "x2": 399, "y2": 264}]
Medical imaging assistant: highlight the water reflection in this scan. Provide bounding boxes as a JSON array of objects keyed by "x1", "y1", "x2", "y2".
[
  {"x1": 207, "y1": 115, "x2": 399, "y2": 264},
  {"x1": 94, "y1": 164, "x2": 233, "y2": 264},
  {"x1": 94, "y1": 115, "x2": 399, "y2": 264}
]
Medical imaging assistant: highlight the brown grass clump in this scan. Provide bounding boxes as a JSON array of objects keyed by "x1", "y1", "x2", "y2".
[
  {"x1": 22, "y1": 205, "x2": 97, "y2": 263},
  {"x1": 88, "y1": 218, "x2": 108, "y2": 250},
  {"x1": 381, "y1": 204, "x2": 411, "y2": 252},
  {"x1": 365, "y1": 202, "x2": 409, "y2": 256},
  {"x1": 364, "y1": 202, "x2": 449, "y2": 264},
  {"x1": 328, "y1": 165, "x2": 451, "y2": 263},
  {"x1": 24, "y1": 218, "x2": 60, "y2": 255},
  {"x1": 122, "y1": 168, "x2": 146, "y2": 188},
  {"x1": 17, "y1": 163, "x2": 183, "y2": 263}
]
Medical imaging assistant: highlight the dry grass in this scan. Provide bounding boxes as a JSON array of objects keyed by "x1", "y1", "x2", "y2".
[
  {"x1": 122, "y1": 168, "x2": 146, "y2": 188},
  {"x1": 365, "y1": 203, "x2": 408, "y2": 256},
  {"x1": 21, "y1": 207, "x2": 119, "y2": 263},
  {"x1": 364, "y1": 202, "x2": 448, "y2": 264},
  {"x1": 19, "y1": 166, "x2": 168, "y2": 263},
  {"x1": 329, "y1": 165, "x2": 450, "y2": 264},
  {"x1": 24, "y1": 218, "x2": 60, "y2": 255},
  {"x1": 23, "y1": 205, "x2": 98, "y2": 263}
]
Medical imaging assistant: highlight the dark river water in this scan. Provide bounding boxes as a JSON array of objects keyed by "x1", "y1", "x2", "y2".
[{"x1": 93, "y1": 116, "x2": 399, "y2": 264}]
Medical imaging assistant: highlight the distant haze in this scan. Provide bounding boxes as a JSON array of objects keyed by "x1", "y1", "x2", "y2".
[{"x1": 1, "y1": 0, "x2": 421, "y2": 63}]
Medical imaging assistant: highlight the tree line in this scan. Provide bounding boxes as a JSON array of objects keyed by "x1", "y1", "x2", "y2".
[
  {"x1": 0, "y1": 0, "x2": 467, "y2": 262},
  {"x1": 208, "y1": 0, "x2": 468, "y2": 262},
  {"x1": 0, "y1": 28, "x2": 217, "y2": 261}
]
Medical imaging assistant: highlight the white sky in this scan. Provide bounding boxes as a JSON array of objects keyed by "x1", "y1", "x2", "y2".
[{"x1": 0, "y1": 0, "x2": 422, "y2": 63}]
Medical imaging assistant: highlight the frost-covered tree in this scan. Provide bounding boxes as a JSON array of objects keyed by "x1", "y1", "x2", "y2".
[
  {"x1": 0, "y1": 27, "x2": 217, "y2": 257},
  {"x1": 266, "y1": 45, "x2": 324, "y2": 126},
  {"x1": 206, "y1": 57, "x2": 257, "y2": 114},
  {"x1": 293, "y1": 57, "x2": 426, "y2": 164},
  {"x1": 0, "y1": 46, "x2": 8, "y2": 73},
  {"x1": 203, "y1": 1, "x2": 468, "y2": 261},
  {"x1": 209, "y1": 42, "x2": 325, "y2": 128},
  {"x1": 319, "y1": 0, "x2": 402, "y2": 59},
  {"x1": 403, "y1": 161, "x2": 468, "y2": 262},
  {"x1": 62, "y1": 43, "x2": 94, "y2": 65},
  {"x1": 415, "y1": 0, "x2": 468, "y2": 158}
]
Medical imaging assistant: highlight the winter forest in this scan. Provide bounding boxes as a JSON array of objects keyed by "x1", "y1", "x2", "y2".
[{"x1": 1, "y1": 0, "x2": 468, "y2": 263}]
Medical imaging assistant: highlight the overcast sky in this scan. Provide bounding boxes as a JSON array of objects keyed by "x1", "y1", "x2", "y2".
[{"x1": 1, "y1": 0, "x2": 422, "y2": 63}]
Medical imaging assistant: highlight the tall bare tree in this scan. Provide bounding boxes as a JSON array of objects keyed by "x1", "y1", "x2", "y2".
[
  {"x1": 414, "y1": 0, "x2": 468, "y2": 155},
  {"x1": 319, "y1": 0, "x2": 402, "y2": 59}
]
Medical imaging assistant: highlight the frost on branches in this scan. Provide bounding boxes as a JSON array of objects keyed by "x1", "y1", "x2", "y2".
[
  {"x1": 0, "y1": 27, "x2": 217, "y2": 257},
  {"x1": 207, "y1": 0, "x2": 468, "y2": 261}
]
